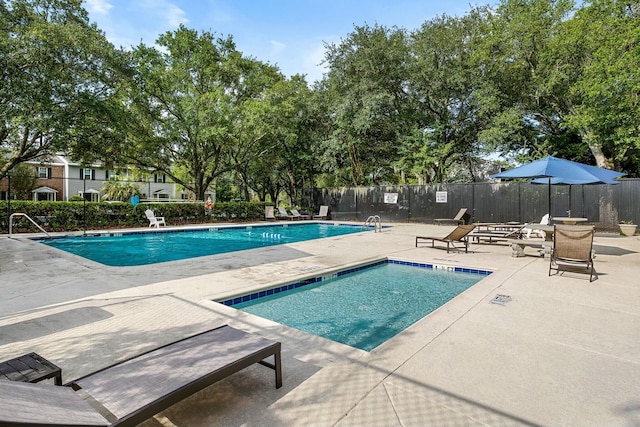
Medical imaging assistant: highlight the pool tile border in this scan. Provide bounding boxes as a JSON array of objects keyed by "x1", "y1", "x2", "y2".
[
  {"x1": 220, "y1": 259, "x2": 492, "y2": 307},
  {"x1": 37, "y1": 221, "x2": 376, "y2": 240}
]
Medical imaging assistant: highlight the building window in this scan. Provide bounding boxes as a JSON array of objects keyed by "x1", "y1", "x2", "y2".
[
  {"x1": 81, "y1": 168, "x2": 95, "y2": 180},
  {"x1": 37, "y1": 167, "x2": 50, "y2": 179},
  {"x1": 154, "y1": 173, "x2": 166, "y2": 183}
]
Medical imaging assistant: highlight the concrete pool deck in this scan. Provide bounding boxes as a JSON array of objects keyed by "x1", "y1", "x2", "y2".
[{"x1": 1, "y1": 221, "x2": 639, "y2": 426}]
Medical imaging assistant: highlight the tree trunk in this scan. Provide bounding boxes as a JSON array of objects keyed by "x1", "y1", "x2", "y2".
[{"x1": 583, "y1": 130, "x2": 612, "y2": 169}]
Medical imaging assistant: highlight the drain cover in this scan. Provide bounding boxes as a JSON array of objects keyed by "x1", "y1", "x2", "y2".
[{"x1": 491, "y1": 294, "x2": 512, "y2": 305}]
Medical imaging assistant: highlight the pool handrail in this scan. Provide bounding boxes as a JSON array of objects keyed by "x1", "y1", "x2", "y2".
[{"x1": 9, "y1": 213, "x2": 51, "y2": 238}]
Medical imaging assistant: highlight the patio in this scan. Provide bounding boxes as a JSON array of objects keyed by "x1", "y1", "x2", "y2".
[{"x1": 1, "y1": 222, "x2": 639, "y2": 426}]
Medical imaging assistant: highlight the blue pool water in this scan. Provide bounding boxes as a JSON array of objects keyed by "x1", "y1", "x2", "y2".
[
  {"x1": 40, "y1": 223, "x2": 370, "y2": 266},
  {"x1": 230, "y1": 260, "x2": 491, "y2": 351}
]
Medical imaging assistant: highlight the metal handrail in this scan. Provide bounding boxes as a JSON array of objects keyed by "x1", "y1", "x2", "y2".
[
  {"x1": 364, "y1": 215, "x2": 382, "y2": 232},
  {"x1": 9, "y1": 213, "x2": 51, "y2": 238}
]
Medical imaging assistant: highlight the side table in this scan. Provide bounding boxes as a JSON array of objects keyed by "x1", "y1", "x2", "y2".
[{"x1": 0, "y1": 352, "x2": 62, "y2": 385}]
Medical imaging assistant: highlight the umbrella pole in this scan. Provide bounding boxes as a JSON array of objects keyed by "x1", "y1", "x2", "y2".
[{"x1": 548, "y1": 177, "x2": 551, "y2": 223}]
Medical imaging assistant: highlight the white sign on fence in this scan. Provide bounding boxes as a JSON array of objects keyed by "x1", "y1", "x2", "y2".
[
  {"x1": 384, "y1": 192, "x2": 398, "y2": 204},
  {"x1": 435, "y1": 191, "x2": 448, "y2": 203}
]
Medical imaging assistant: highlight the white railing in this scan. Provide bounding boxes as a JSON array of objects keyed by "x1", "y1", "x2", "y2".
[
  {"x1": 9, "y1": 213, "x2": 51, "y2": 238},
  {"x1": 364, "y1": 215, "x2": 382, "y2": 232}
]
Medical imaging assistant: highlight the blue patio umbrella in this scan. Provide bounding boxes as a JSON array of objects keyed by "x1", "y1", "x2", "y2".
[
  {"x1": 530, "y1": 176, "x2": 621, "y2": 217},
  {"x1": 491, "y1": 156, "x2": 625, "y2": 219}
]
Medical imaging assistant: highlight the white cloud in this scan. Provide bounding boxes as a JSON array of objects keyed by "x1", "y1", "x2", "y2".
[
  {"x1": 162, "y1": 3, "x2": 189, "y2": 28},
  {"x1": 84, "y1": 0, "x2": 113, "y2": 15},
  {"x1": 270, "y1": 40, "x2": 286, "y2": 54}
]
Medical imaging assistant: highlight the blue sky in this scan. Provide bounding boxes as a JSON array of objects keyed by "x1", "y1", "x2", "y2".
[{"x1": 84, "y1": 0, "x2": 495, "y2": 84}]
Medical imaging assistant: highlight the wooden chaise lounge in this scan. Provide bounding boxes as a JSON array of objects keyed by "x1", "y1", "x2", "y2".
[{"x1": 0, "y1": 325, "x2": 282, "y2": 427}]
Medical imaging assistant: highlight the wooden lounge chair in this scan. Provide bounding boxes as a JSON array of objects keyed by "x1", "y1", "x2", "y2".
[
  {"x1": 313, "y1": 205, "x2": 329, "y2": 220},
  {"x1": 433, "y1": 208, "x2": 470, "y2": 225},
  {"x1": 549, "y1": 225, "x2": 596, "y2": 282},
  {"x1": 145, "y1": 209, "x2": 166, "y2": 228},
  {"x1": 415, "y1": 224, "x2": 476, "y2": 253},
  {"x1": 0, "y1": 325, "x2": 282, "y2": 427}
]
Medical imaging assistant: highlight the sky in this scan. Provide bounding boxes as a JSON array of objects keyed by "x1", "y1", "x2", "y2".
[{"x1": 84, "y1": 0, "x2": 495, "y2": 84}]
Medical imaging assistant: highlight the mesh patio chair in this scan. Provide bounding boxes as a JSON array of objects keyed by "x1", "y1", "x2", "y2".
[{"x1": 549, "y1": 225, "x2": 596, "y2": 282}]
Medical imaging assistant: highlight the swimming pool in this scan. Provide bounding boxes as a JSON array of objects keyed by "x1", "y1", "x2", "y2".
[
  {"x1": 226, "y1": 260, "x2": 491, "y2": 351},
  {"x1": 40, "y1": 223, "x2": 371, "y2": 266}
]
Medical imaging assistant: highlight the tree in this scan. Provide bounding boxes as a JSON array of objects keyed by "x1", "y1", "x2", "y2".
[
  {"x1": 404, "y1": 10, "x2": 495, "y2": 183},
  {"x1": 561, "y1": 0, "x2": 640, "y2": 173},
  {"x1": 0, "y1": 0, "x2": 127, "y2": 180},
  {"x1": 8, "y1": 163, "x2": 37, "y2": 199},
  {"x1": 320, "y1": 24, "x2": 411, "y2": 185},
  {"x1": 100, "y1": 179, "x2": 141, "y2": 202},
  {"x1": 124, "y1": 25, "x2": 282, "y2": 200}
]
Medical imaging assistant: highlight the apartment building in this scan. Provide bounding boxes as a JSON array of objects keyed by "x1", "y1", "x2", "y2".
[{"x1": 1, "y1": 155, "x2": 212, "y2": 202}]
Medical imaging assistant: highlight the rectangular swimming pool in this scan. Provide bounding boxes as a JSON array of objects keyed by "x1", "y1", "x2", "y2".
[
  {"x1": 225, "y1": 260, "x2": 492, "y2": 351},
  {"x1": 39, "y1": 223, "x2": 372, "y2": 266}
]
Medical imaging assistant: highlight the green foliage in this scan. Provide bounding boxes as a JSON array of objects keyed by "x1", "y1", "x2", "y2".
[
  {"x1": 100, "y1": 180, "x2": 142, "y2": 202},
  {"x1": 0, "y1": 0, "x2": 127, "y2": 180},
  {"x1": 8, "y1": 163, "x2": 38, "y2": 199},
  {"x1": 0, "y1": 200, "x2": 268, "y2": 232},
  {"x1": 2, "y1": 0, "x2": 638, "y2": 194},
  {"x1": 320, "y1": 24, "x2": 410, "y2": 186}
]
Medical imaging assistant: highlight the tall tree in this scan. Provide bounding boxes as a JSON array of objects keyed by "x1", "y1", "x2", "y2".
[
  {"x1": 124, "y1": 25, "x2": 282, "y2": 200},
  {"x1": 404, "y1": 9, "x2": 495, "y2": 183},
  {"x1": 320, "y1": 24, "x2": 410, "y2": 185},
  {"x1": 476, "y1": 0, "x2": 582, "y2": 164},
  {"x1": 561, "y1": 0, "x2": 640, "y2": 172},
  {"x1": 0, "y1": 0, "x2": 126, "y2": 180}
]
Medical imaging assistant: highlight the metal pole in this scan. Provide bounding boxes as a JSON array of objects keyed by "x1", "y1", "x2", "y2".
[
  {"x1": 6, "y1": 173, "x2": 11, "y2": 234},
  {"x1": 83, "y1": 178, "x2": 86, "y2": 235}
]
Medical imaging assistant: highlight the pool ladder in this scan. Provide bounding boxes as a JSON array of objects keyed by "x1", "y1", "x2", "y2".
[
  {"x1": 364, "y1": 215, "x2": 382, "y2": 232},
  {"x1": 9, "y1": 213, "x2": 51, "y2": 238}
]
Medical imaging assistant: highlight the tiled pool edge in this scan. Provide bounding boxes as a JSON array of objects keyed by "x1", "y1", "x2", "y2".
[
  {"x1": 219, "y1": 259, "x2": 493, "y2": 307},
  {"x1": 33, "y1": 220, "x2": 376, "y2": 240}
]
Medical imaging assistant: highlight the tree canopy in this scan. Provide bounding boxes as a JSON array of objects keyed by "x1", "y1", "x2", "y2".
[
  {"x1": 0, "y1": 0, "x2": 126, "y2": 179},
  {"x1": 1, "y1": 0, "x2": 638, "y2": 198}
]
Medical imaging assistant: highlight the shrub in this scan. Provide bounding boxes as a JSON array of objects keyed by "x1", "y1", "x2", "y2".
[{"x1": 0, "y1": 201, "x2": 268, "y2": 233}]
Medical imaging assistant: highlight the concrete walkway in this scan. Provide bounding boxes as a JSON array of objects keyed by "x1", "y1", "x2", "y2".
[{"x1": 1, "y1": 222, "x2": 639, "y2": 426}]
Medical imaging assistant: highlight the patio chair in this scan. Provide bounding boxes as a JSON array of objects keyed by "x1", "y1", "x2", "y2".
[
  {"x1": 549, "y1": 225, "x2": 596, "y2": 282},
  {"x1": 523, "y1": 214, "x2": 549, "y2": 239},
  {"x1": 415, "y1": 224, "x2": 476, "y2": 253},
  {"x1": 145, "y1": 209, "x2": 166, "y2": 228},
  {"x1": 290, "y1": 208, "x2": 311, "y2": 220},
  {"x1": 433, "y1": 208, "x2": 470, "y2": 225},
  {"x1": 313, "y1": 205, "x2": 329, "y2": 220},
  {"x1": 277, "y1": 207, "x2": 294, "y2": 220},
  {"x1": 0, "y1": 325, "x2": 282, "y2": 427},
  {"x1": 264, "y1": 206, "x2": 276, "y2": 221}
]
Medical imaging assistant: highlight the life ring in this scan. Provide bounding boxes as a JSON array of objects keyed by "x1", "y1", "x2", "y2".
[{"x1": 205, "y1": 199, "x2": 214, "y2": 210}]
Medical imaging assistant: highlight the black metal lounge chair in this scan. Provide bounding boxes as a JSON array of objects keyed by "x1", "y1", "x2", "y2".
[
  {"x1": 415, "y1": 224, "x2": 476, "y2": 253},
  {"x1": 433, "y1": 208, "x2": 470, "y2": 225},
  {"x1": 0, "y1": 325, "x2": 282, "y2": 427}
]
